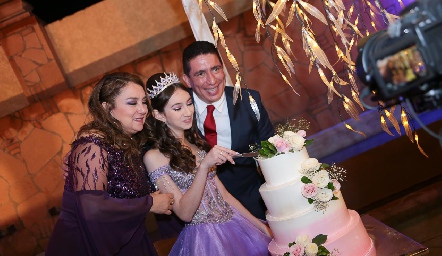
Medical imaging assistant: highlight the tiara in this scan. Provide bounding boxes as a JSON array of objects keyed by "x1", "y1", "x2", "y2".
[{"x1": 147, "y1": 72, "x2": 181, "y2": 99}]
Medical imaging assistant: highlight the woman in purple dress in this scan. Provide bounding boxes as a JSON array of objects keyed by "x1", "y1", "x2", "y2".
[
  {"x1": 46, "y1": 72, "x2": 174, "y2": 256},
  {"x1": 143, "y1": 73, "x2": 272, "y2": 256}
]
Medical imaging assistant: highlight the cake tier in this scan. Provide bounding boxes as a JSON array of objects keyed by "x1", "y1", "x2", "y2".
[
  {"x1": 268, "y1": 210, "x2": 376, "y2": 256},
  {"x1": 257, "y1": 148, "x2": 309, "y2": 187},
  {"x1": 259, "y1": 178, "x2": 315, "y2": 218},
  {"x1": 266, "y1": 194, "x2": 350, "y2": 246}
]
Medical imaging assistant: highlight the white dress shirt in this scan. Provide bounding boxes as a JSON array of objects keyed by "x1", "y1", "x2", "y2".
[{"x1": 193, "y1": 92, "x2": 232, "y2": 149}]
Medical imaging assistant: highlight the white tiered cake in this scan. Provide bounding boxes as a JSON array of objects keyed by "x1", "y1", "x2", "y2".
[{"x1": 257, "y1": 147, "x2": 376, "y2": 256}]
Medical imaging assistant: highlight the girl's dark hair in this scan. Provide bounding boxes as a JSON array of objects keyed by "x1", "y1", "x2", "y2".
[
  {"x1": 146, "y1": 73, "x2": 210, "y2": 173},
  {"x1": 78, "y1": 72, "x2": 149, "y2": 168}
]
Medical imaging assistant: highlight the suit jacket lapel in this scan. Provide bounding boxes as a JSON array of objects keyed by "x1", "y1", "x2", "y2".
[{"x1": 225, "y1": 87, "x2": 241, "y2": 150}]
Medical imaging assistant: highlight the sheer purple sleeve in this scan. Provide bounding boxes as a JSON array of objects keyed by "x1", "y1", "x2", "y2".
[
  {"x1": 70, "y1": 141, "x2": 108, "y2": 191},
  {"x1": 75, "y1": 190, "x2": 154, "y2": 255}
]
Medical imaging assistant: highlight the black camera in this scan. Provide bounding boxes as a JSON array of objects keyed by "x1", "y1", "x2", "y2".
[{"x1": 356, "y1": 0, "x2": 442, "y2": 112}]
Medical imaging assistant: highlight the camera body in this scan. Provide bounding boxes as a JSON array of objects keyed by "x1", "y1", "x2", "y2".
[{"x1": 356, "y1": 0, "x2": 442, "y2": 111}]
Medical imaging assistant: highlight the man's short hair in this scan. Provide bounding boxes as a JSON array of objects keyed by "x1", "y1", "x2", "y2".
[{"x1": 182, "y1": 41, "x2": 223, "y2": 76}]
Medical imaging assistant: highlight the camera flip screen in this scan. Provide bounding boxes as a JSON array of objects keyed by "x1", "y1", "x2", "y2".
[{"x1": 376, "y1": 45, "x2": 427, "y2": 87}]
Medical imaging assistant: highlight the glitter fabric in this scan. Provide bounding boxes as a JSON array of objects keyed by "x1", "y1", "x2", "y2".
[
  {"x1": 65, "y1": 135, "x2": 152, "y2": 199},
  {"x1": 149, "y1": 164, "x2": 233, "y2": 225}
]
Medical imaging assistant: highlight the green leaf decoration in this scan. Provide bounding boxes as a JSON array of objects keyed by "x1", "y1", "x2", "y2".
[
  {"x1": 321, "y1": 163, "x2": 330, "y2": 168},
  {"x1": 288, "y1": 242, "x2": 296, "y2": 247},
  {"x1": 304, "y1": 139, "x2": 314, "y2": 146},
  {"x1": 301, "y1": 176, "x2": 312, "y2": 183},
  {"x1": 308, "y1": 198, "x2": 314, "y2": 204},
  {"x1": 317, "y1": 245, "x2": 330, "y2": 255},
  {"x1": 283, "y1": 253, "x2": 290, "y2": 256},
  {"x1": 327, "y1": 182, "x2": 335, "y2": 190},
  {"x1": 332, "y1": 196, "x2": 338, "y2": 200},
  {"x1": 312, "y1": 234, "x2": 328, "y2": 245}
]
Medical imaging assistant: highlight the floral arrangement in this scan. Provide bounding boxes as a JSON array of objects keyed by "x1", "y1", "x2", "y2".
[
  {"x1": 255, "y1": 119, "x2": 313, "y2": 158},
  {"x1": 299, "y1": 158, "x2": 346, "y2": 212},
  {"x1": 283, "y1": 234, "x2": 338, "y2": 256}
]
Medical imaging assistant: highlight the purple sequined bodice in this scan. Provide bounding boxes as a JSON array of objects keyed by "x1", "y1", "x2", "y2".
[
  {"x1": 64, "y1": 135, "x2": 152, "y2": 199},
  {"x1": 150, "y1": 164, "x2": 233, "y2": 225}
]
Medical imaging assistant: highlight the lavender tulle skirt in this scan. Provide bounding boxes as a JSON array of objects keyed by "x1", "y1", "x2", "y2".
[{"x1": 169, "y1": 209, "x2": 271, "y2": 256}]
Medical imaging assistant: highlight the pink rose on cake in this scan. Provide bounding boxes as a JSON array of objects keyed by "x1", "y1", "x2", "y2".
[
  {"x1": 284, "y1": 234, "x2": 335, "y2": 256},
  {"x1": 288, "y1": 244, "x2": 304, "y2": 256},
  {"x1": 331, "y1": 179, "x2": 341, "y2": 194},
  {"x1": 268, "y1": 135, "x2": 291, "y2": 153},
  {"x1": 301, "y1": 184, "x2": 318, "y2": 199}
]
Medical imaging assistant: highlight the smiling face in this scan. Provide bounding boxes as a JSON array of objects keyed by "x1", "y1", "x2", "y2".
[
  {"x1": 106, "y1": 82, "x2": 148, "y2": 135},
  {"x1": 154, "y1": 88, "x2": 194, "y2": 137},
  {"x1": 183, "y1": 53, "x2": 226, "y2": 104}
]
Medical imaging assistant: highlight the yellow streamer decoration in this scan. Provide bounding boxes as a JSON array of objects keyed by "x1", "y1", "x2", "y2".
[{"x1": 345, "y1": 123, "x2": 366, "y2": 138}]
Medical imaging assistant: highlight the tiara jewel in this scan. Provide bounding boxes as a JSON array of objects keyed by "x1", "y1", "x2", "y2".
[{"x1": 147, "y1": 72, "x2": 181, "y2": 99}]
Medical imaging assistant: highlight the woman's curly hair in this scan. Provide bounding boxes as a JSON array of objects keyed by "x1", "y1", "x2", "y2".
[
  {"x1": 77, "y1": 72, "x2": 149, "y2": 169},
  {"x1": 145, "y1": 73, "x2": 210, "y2": 173}
]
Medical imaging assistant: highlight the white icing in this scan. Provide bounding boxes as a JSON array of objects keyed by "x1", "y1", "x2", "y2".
[{"x1": 257, "y1": 147, "x2": 309, "y2": 187}]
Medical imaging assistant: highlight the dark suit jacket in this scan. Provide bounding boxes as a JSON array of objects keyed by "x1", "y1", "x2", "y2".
[{"x1": 214, "y1": 86, "x2": 274, "y2": 220}]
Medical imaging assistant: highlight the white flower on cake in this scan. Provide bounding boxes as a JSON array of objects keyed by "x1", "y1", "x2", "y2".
[
  {"x1": 295, "y1": 234, "x2": 311, "y2": 248},
  {"x1": 299, "y1": 159, "x2": 347, "y2": 212},
  {"x1": 300, "y1": 158, "x2": 321, "y2": 174},
  {"x1": 311, "y1": 170, "x2": 330, "y2": 188},
  {"x1": 305, "y1": 243, "x2": 319, "y2": 256},
  {"x1": 284, "y1": 234, "x2": 339, "y2": 256},
  {"x1": 252, "y1": 119, "x2": 313, "y2": 158},
  {"x1": 283, "y1": 131, "x2": 306, "y2": 150},
  {"x1": 316, "y1": 188, "x2": 334, "y2": 202}
]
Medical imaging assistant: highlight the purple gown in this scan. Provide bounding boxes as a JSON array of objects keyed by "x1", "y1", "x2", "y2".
[
  {"x1": 46, "y1": 136, "x2": 157, "y2": 256},
  {"x1": 150, "y1": 165, "x2": 271, "y2": 256}
]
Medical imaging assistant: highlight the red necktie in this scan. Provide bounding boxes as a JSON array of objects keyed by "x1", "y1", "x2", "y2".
[{"x1": 204, "y1": 105, "x2": 217, "y2": 147}]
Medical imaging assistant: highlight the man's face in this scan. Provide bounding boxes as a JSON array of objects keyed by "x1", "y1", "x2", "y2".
[{"x1": 183, "y1": 53, "x2": 226, "y2": 104}]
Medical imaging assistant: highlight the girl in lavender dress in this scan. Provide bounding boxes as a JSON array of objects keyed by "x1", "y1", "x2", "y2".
[{"x1": 143, "y1": 73, "x2": 272, "y2": 256}]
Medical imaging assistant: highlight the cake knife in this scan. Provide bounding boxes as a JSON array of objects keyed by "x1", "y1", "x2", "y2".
[{"x1": 232, "y1": 152, "x2": 259, "y2": 158}]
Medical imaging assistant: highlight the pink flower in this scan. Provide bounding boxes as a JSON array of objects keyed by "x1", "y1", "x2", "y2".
[
  {"x1": 290, "y1": 244, "x2": 305, "y2": 256},
  {"x1": 331, "y1": 179, "x2": 341, "y2": 192},
  {"x1": 297, "y1": 130, "x2": 307, "y2": 137},
  {"x1": 273, "y1": 137, "x2": 291, "y2": 153},
  {"x1": 301, "y1": 184, "x2": 318, "y2": 198}
]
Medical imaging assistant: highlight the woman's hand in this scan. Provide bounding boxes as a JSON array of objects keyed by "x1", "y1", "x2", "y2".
[
  {"x1": 150, "y1": 191, "x2": 174, "y2": 215},
  {"x1": 199, "y1": 145, "x2": 237, "y2": 171}
]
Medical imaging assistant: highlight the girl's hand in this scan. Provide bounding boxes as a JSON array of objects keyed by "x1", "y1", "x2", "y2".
[{"x1": 199, "y1": 145, "x2": 237, "y2": 170}]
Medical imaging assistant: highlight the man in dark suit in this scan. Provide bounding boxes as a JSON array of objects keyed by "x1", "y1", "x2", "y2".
[
  {"x1": 154, "y1": 41, "x2": 274, "y2": 239},
  {"x1": 182, "y1": 41, "x2": 274, "y2": 219}
]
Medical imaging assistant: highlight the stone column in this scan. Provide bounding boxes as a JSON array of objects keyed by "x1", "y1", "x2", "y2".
[{"x1": 0, "y1": 0, "x2": 68, "y2": 118}]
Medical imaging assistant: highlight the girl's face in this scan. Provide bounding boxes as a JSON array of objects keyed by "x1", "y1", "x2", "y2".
[
  {"x1": 106, "y1": 82, "x2": 148, "y2": 135},
  {"x1": 154, "y1": 88, "x2": 194, "y2": 137}
]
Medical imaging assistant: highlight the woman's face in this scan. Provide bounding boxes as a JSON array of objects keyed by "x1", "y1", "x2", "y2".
[
  {"x1": 108, "y1": 82, "x2": 148, "y2": 135},
  {"x1": 155, "y1": 88, "x2": 194, "y2": 137}
]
